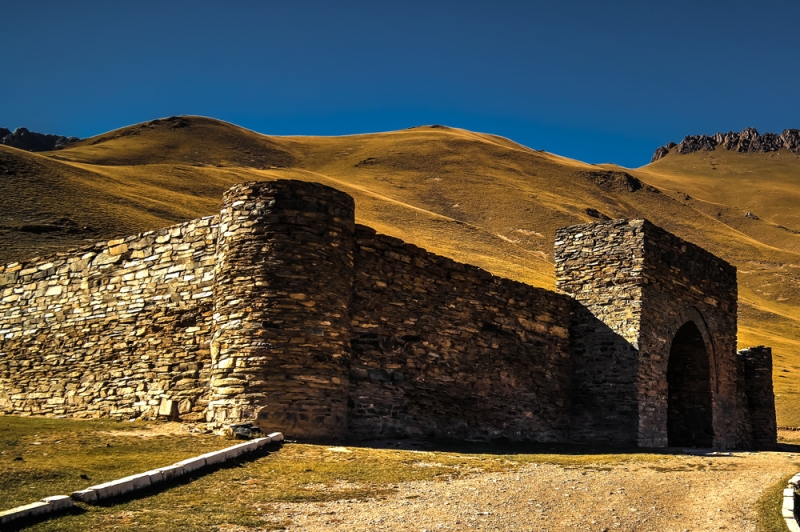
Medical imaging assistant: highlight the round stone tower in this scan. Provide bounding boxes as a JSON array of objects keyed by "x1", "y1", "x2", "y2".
[{"x1": 208, "y1": 180, "x2": 355, "y2": 439}]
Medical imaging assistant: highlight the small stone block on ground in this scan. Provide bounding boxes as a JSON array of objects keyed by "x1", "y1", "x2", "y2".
[
  {"x1": 122, "y1": 473, "x2": 152, "y2": 490},
  {"x1": 84, "y1": 483, "x2": 111, "y2": 500},
  {"x1": 199, "y1": 450, "x2": 227, "y2": 465},
  {"x1": 71, "y1": 488, "x2": 98, "y2": 503},
  {"x1": 240, "y1": 440, "x2": 259, "y2": 452},
  {"x1": 0, "y1": 501, "x2": 51, "y2": 525},
  {"x1": 41, "y1": 495, "x2": 74, "y2": 511},
  {"x1": 144, "y1": 469, "x2": 164, "y2": 484},
  {"x1": 92, "y1": 478, "x2": 135, "y2": 499},
  {"x1": 784, "y1": 496, "x2": 795, "y2": 510},
  {"x1": 157, "y1": 464, "x2": 185, "y2": 481},
  {"x1": 226, "y1": 441, "x2": 256, "y2": 455},
  {"x1": 175, "y1": 457, "x2": 206, "y2": 473},
  {"x1": 224, "y1": 446, "x2": 244, "y2": 460},
  {"x1": 158, "y1": 398, "x2": 178, "y2": 419}
]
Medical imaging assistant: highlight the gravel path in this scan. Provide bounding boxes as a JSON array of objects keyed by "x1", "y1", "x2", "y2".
[{"x1": 258, "y1": 451, "x2": 800, "y2": 532}]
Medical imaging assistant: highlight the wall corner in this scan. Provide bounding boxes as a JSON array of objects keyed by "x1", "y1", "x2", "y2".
[{"x1": 207, "y1": 180, "x2": 356, "y2": 439}]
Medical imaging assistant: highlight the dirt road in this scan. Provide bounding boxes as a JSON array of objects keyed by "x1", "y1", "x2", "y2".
[{"x1": 259, "y1": 450, "x2": 800, "y2": 532}]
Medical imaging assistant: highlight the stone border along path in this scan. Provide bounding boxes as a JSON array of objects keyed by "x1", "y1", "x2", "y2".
[
  {"x1": 785, "y1": 472, "x2": 800, "y2": 532},
  {"x1": 0, "y1": 432, "x2": 284, "y2": 527}
]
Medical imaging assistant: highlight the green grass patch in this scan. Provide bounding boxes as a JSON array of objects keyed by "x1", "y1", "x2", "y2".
[
  {"x1": 754, "y1": 473, "x2": 794, "y2": 532},
  {"x1": 0, "y1": 415, "x2": 226, "y2": 509}
]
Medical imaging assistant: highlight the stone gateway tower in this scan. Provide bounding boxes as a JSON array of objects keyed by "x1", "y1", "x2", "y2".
[
  {"x1": 555, "y1": 219, "x2": 775, "y2": 449},
  {"x1": 0, "y1": 180, "x2": 777, "y2": 450}
]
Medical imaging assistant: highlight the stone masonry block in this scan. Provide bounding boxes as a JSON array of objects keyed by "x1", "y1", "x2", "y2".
[
  {"x1": 123, "y1": 472, "x2": 152, "y2": 490},
  {"x1": 253, "y1": 436, "x2": 272, "y2": 448},
  {"x1": 156, "y1": 464, "x2": 185, "y2": 481},
  {"x1": 89, "y1": 478, "x2": 135, "y2": 500},
  {"x1": 198, "y1": 450, "x2": 227, "y2": 466},
  {"x1": 223, "y1": 441, "x2": 257, "y2": 459},
  {"x1": 224, "y1": 446, "x2": 243, "y2": 460},
  {"x1": 239, "y1": 440, "x2": 259, "y2": 453},
  {"x1": 144, "y1": 469, "x2": 164, "y2": 484},
  {"x1": 41, "y1": 495, "x2": 74, "y2": 511},
  {"x1": 71, "y1": 488, "x2": 98, "y2": 503},
  {"x1": 175, "y1": 456, "x2": 206, "y2": 473},
  {"x1": 0, "y1": 501, "x2": 52, "y2": 526}
]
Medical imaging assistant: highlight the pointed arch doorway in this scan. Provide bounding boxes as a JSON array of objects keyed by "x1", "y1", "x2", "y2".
[{"x1": 667, "y1": 321, "x2": 714, "y2": 447}]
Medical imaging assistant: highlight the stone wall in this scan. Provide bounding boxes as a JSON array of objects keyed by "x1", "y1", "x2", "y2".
[
  {"x1": 348, "y1": 225, "x2": 573, "y2": 441},
  {"x1": 739, "y1": 347, "x2": 778, "y2": 450},
  {"x1": 0, "y1": 216, "x2": 219, "y2": 420},
  {"x1": 0, "y1": 180, "x2": 575, "y2": 442},
  {"x1": 0, "y1": 180, "x2": 777, "y2": 449}
]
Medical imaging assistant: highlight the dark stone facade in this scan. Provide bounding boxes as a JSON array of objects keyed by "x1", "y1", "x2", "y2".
[
  {"x1": 739, "y1": 347, "x2": 778, "y2": 450},
  {"x1": 347, "y1": 225, "x2": 573, "y2": 442},
  {"x1": 555, "y1": 219, "x2": 753, "y2": 449},
  {"x1": 0, "y1": 181, "x2": 778, "y2": 449}
]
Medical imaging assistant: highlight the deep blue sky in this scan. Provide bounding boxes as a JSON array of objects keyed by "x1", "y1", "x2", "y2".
[{"x1": 2, "y1": 1, "x2": 798, "y2": 167}]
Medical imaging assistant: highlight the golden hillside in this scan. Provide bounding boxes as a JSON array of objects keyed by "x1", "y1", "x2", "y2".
[{"x1": 2, "y1": 116, "x2": 800, "y2": 424}]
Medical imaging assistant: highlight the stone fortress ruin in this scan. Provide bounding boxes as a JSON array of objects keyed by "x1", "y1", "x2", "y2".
[{"x1": 0, "y1": 180, "x2": 777, "y2": 449}]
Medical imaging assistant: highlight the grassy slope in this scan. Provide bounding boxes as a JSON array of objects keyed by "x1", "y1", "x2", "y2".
[{"x1": 2, "y1": 116, "x2": 800, "y2": 423}]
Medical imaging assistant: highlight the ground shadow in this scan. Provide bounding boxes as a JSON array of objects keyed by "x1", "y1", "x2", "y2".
[{"x1": 334, "y1": 437, "x2": 799, "y2": 457}]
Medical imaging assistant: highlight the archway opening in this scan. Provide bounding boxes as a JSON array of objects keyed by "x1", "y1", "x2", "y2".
[{"x1": 667, "y1": 321, "x2": 713, "y2": 447}]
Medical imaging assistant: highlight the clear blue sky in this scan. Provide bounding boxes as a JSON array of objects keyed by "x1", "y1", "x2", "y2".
[{"x1": 2, "y1": 1, "x2": 798, "y2": 167}]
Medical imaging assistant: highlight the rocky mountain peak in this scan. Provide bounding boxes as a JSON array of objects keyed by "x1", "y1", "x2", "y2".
[
  {"x1": 651, "y1": 127, "x2": 800, "y2": 162},
  {"x1": 0, "y1": 127, "x2": 80, "y2": 152}
]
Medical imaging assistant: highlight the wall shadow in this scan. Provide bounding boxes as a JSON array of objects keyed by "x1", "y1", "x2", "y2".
[
  {"x1": 336, "y1": 437, "x2": 756, "y2": 458},
  {"x1": 567, "y1": 302, "x2": 641, "y2": 446}
]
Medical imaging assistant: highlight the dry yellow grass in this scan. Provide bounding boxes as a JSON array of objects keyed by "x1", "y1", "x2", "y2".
[{"x1": 2, "y1": 116, "x2": 800, "y2": 423}]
